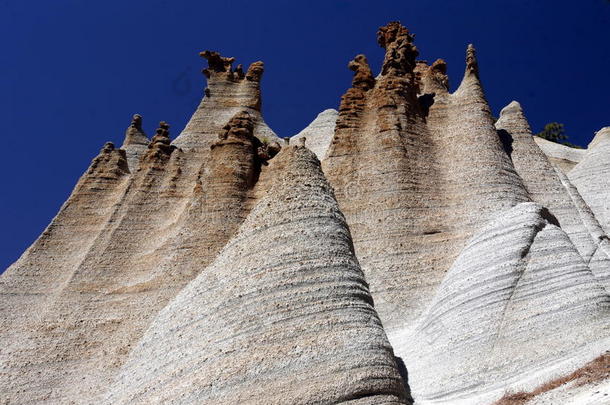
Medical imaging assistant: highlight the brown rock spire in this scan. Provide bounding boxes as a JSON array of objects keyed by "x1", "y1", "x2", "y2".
[
  {"x1": 200, "y1": 50, "x2": 265, "y2": 84},
  {"x1": 377, "y1": 21, "x2": 419, "y2": 76},
  {"x1": 173, "y1": 50, "x2": 277, "y2": 151},
  {"x1": 150, "y1": 121, "x2": 171, "y2": 146},
  {"x1": 121, "y1": 114, "x2": 150, "y2": 172},
  {"x1": 417, "y1": 58, "x2": 449, "y2": 94},
  {"x1": 214, "y1": 111, "x2": 255, "y2": 144},
  {"x1": 122, "y1": 114, "x2": 148, "y2": 146},
  {"x1": 200, "y1": 50, "x2": 236, "y2": 78},
  {"x1": 348, "y1": 54, "x2": 375, "y2": 90},
  {"x1": 465, "y1": 43, "x2": 479, "y2": 77},
  {"x1": 144, "y1": 121, "x2": 175, "y2": 165}
]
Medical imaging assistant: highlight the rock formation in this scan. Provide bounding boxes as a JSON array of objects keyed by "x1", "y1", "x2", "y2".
[
  {"x1": 534, "y1": 135, "x2": 586, "y2": 173},
  {"x1": 1, "y1": 21, "x2": 609, "y2": 405},
  {"x1": 105, "y1": 145, "x2": 410, "y2": 405},
  {"x1": 121, "y1": 113, "x2": 149, "y2": 171},
  {"x1": 292, "y1": 108, "x2": 338, "y2": 160},
  {"x1": 568, "y1": 127, "x2": 610, "y2": 233}
]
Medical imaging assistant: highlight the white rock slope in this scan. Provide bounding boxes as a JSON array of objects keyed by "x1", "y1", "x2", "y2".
[{"x1": 291, "y1": 108, "x2": 337, "y2": 160}]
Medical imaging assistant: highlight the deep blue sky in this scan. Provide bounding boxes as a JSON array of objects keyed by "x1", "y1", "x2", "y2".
[{"x1": 1, "y1": 0, "x2": 609, "y2": 271}]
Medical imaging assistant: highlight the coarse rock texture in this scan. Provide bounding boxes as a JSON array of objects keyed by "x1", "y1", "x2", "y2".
[
  {"x1": 121, "y1": 113, "x2": 150, "y2": 171},
  {"x1": 0, "y1": 52, "x2": 282, "y2": 404},
  {"x1": 569, "y1": 127, "x2": 610, "y2": 234},
  {"x1": 391, "y1": 202, "x2": 610, "y2": 403},
  {"x1": 323, "y1": 23, "x2": 529, "y2": 331},
  {"x1": 533, "y1": 136, "x2": 585, "y2": 174},
  {"x1": 105, "y1": 145, "x2": 410, "y2": 405},
  {"x1": 291, "y1": 108, "x2": 338, "y2": 160},
  {"x1": 495, "y1": 101, "x2": 603, "y2": 261},
  {"x1": 173, "y1": 50, "x2": 281, "y2": 152},
  {"x1": 2, "y1": 20, "x2": 610, "y2": 405}
]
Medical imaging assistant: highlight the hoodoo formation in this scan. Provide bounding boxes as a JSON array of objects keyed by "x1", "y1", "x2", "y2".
[{"x1": 1, "y1": 22, "x2": 609, "y2": 405}]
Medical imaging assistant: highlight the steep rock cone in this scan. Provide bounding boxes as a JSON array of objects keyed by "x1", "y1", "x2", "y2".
[
  {"x1": 495, "y1": 100, "x2": 602, "y2": 261},
  {"x1": 104, "y1": 145, "x2": 411, "y2": 405},
  {"x1": 0, "y1": 142, "x2": 132, "y2": 402},
  {"x1": 569, "y1": 127, "x2": 610, "y2": 233},
  {"x1": 323, "y1": 22, "x2": 447, "y2": 329},
  {"x1": 394, "y1": 202, "x2": 610, "y2": 402},
  {"x1": 121, "y1": 113, "x2": 149, "y2": 171},
  {"x1": 173, "y1": 51, "x2": 280, "y2": 152},
  {"x1": 291, "y1": 108, "x2": 338, "y2": 160}
]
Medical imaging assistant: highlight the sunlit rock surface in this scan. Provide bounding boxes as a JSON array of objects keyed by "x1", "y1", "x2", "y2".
[{"x1": 1, "y1": 21, "x2": 609, "y2": 405}]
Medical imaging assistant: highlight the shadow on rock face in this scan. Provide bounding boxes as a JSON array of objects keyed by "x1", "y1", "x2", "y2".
[
  {"x1": 497, "y1": 128, "x2": 514, "y2": 158},
  {"x1": 418, "y1": 93, "x2": 435, "y2": 118},
  {"x1": 395, "y1": 356, "x2": 414, "y2": 403}
]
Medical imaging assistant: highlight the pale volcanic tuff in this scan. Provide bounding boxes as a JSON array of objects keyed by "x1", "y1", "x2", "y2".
[{"x1": 1, "y1": 21, "x2": 610, "y2": 405}]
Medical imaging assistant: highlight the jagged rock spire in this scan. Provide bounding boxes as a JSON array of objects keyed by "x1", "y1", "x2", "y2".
[
  {"x1": 200, "y1": 50, "x2": 264, "y2": 83},
  {"x1": 200, "y1": 50, "x2": 235, "y2": 77},
  {"x1": 465, "y1": 43, "x2": 479, "y2": 77},
  {"x1": 213, "y1": 111, "x2": 280, "y2": 164},
  {"x1": 172, "y1": 47, "x2": 279, "y2": 151},
  {"x1": 121, "y1": 114, "x2": 150, "y2": 172},
  {"x1": 348, "y1": 54, "x2": 375, "y2": 90},
  {"x1": 150, "y1": 121, "x2": 171, "y2": 146},
  {"x1": 245, "y1": 61, "x2": 264, "y2": 82},
  {"x1": 415, "y1": 58, "x2": 449, "y2": 94},
  {"x1": 144, "y1": 121, "x2": 175, "y2": 163},
  {"x1": 377, "y1": 21, "x2": 419, "y2": 76},
  {"x1": 496, "y1": 100, "x2": 604, "y2": 263},
  {"x1": 122, "y1": 114, "x2": 148, "y2": 146}
]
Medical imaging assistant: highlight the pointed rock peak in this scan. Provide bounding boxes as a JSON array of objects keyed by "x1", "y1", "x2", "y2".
[
  {"x1": 500, "y1": 100, "x2": 523, "y2": 115},
  {"x1": 431, "y1": 58, "x2": 447, "y2": 72},
  {"x1": 150, "y1": 121, "x2": 170, "y2": 144},
  {"x1": 130, "y1": 114, "x2": 142, "y2": 130},
  {"x1": 465, "y1": 43, "x2": 479, "y2": 77},
  {"x1": 88, "y1": 141, "x2": 129, "y2": 176},
  {"x1": 122, "y1": 114, "x2": 149, "y2": 146},
  {"x1": 234, "y1": 63, "x2": 245, "y2": 79},
  {"x1": 589, "y1": 126, "x2": 610, "y2": 149},
  {"x1": 377, "y1": 21, "x2": 419, "y2": 76},
  {"x1": 146, "y1": 121, "x2": 174, "y2": 156},
  {"x1": 497, "y1": 100, "x2": 531, "y2": 132},
  {"x1": 104, "y1": 137, "x2": 408, "y2": 405},
  {"x1": 320, "y1": 108, "x2": 338, "y2": 116},
  {"x1": 348, "y1": 54, "x2": 375, "y2": 90},
  {"x1": 101, "y1": 141, "x2": 115, "y2": 153},
  {"x1": 245, "y1": 61, "x2": 264, "y2": 82},
  {"x1": 416, "y1": 58, "x2": 449, "y2": 93}
]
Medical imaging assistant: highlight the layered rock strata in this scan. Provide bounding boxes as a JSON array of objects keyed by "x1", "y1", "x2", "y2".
[
  {"x1": 121, "y1": 113, "x2": 150, "y2": 171},
  {"x1": 569, "y1": 127, "x2": 610, "y2": 234},
  {"x1": 1, "y1": 20, "x2": 609, "y2": 405},
  {"x1": 393, "y1": 202, "x2": 610, "y2": 402},
  {"x1": 323, "y1": 23, "x2": 529, "y2": 331},
  {"x1": 0, "y1": 52, "x2": 282, "y2": 404},
  {"x1": 105, "y1": 145, "x2": 410, "y2": 405},
  {"x1": 534, "y1": 135, "x2": 585, "y2": 173}
]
